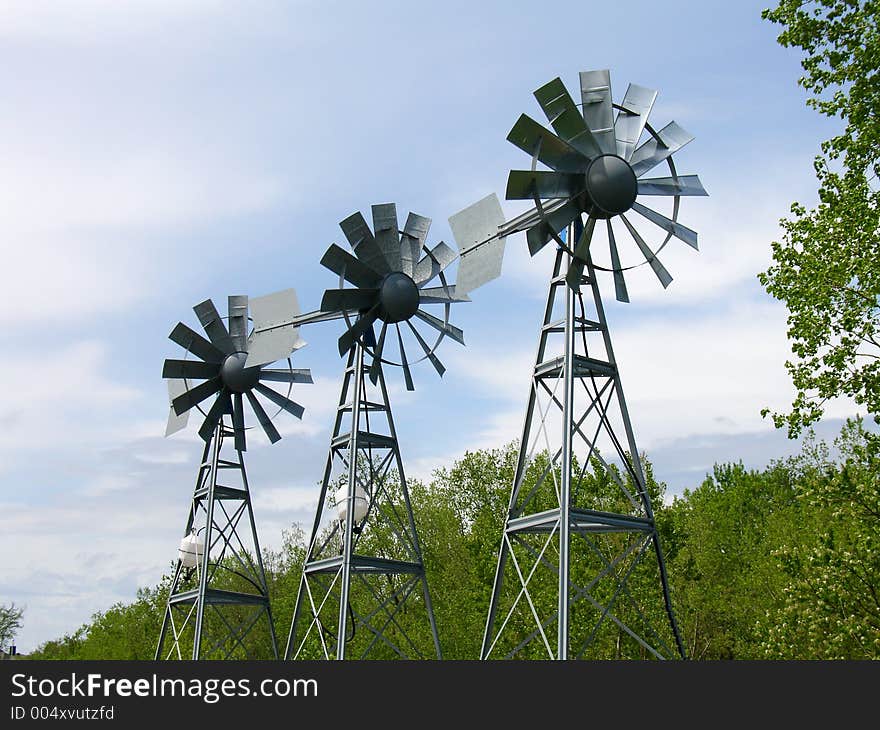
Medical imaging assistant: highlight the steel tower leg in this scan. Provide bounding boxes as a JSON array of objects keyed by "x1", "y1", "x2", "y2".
[
  {"x1": 156, "y1": 421, "x2": 278, "y2": 660},
  {"x1": 481, "y1": 228, "x2": 686, "y2": 660},
  {"x1": 287, "y1": 338, "x2": 441, "y2": 660}
]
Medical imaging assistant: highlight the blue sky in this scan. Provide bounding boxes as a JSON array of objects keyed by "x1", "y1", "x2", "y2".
[{"x1": 0, "y1": 0, "x2": 863, "y2": 651}]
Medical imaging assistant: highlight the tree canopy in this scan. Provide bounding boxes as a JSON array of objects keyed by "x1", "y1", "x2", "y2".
[
  {"x1": 759, "y1": 0, "x2": 880, "y2": 436},
  {"x1": 25, "y1": 420, "x2": 880, "y2": 660},
  {"x1": 0, "y1": 603, "x2": 24, "y2": 652}
]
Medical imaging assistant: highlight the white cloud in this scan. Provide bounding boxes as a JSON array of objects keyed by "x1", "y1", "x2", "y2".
[
  {"x1": 0, "y1": 1, "x2": 229, "y2": 41},
  {"x1": 0, "y1": 341, "x2": 142, "y2": 477},
  {"x1": 450, "y1": 298, "x2": 861, "y2": 454},
  {"x1": 0, "y1": 143, "x2": 287, "y2": 328}
]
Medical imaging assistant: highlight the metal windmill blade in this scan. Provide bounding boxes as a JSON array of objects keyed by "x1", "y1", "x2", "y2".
[
  {"x1": 472, "y1": 68, "x2": 708, "y2": 663},
  {"x1": 157, "y1": 290, "x2": 311, "y2": 662},
  {"x1": 499, "y1": 69, "x2": 707, "y2": 299},
  {"x1": 162, "y1": 292, "x2": 313, "y2": 450},
  {"x1": 318, "y1": 202, "x2": 474, "y2": 390},
  {"x1": 289, "y1": 201, "x2": 498, "y2": 662}
]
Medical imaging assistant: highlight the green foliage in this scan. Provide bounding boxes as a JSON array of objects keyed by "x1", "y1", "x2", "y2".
[
  {"x1": 0, "y1": 602, "x2": 24, "y2": 650},
  {"x1": 32, "y1": 585, "x2": 166, "y2": 660},
  {"x1": 757, "y1": 421, "x2": 880, "y2": 657},
  {"x1": 759, "y1": 0, "x2": 880, "y2": 436},
  {"x1": 26, "y1": 422, "x2": 880, "y2": 660},
  {"x1": 667, "y1": 458, "x2": 814, "y2": 658}
]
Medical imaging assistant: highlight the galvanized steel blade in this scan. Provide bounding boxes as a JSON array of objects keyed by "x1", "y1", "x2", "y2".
[
  {"x1": 607, "y1": 220, "x2": 630, "y2": 303},
  {"x1": 165, "y1": 379, "x2": 190, "y2": 436},
  {"x1": 340, "y1": 211, "x2": 392, "y2": 276},
  {"x1": 406, "y1": 319, "x2": 445, "y2": 377},
  {"x1": 637, "y1": 174, "x2": 708, "y2": 197},
  {"x1": 506, "y1": 170, "x2": 586, "y2": 200},
  {"x1": 526, "y1": 199, "x2": 581, "y2": 256},
  {"x1": 321, "y1": 288, "x2": 379, "y2": 312},
  {"x1": 244, "y1": 288, "x2": 305, "y2": 367},
  {"x1": 250, "y1": 288, "x2": 300, "y2": 334},
  {"x1": 197, "y1": 389, "x2": 229, "y2": 443},
  {"x1": 396, "y1": 324, "x2": 414, "y2": 392},
  {"x1": 363, "y1": 320, "x2": 377, "y2": 349},
  {"x1": 579, "y1": 69, "x2": 616, "y2": 155},
  {"x1": 533, "y1": 76, "x2": 602, "y2": 159},
  {"x1": 572, "y1": 215, "x2": 596, "y2": 260},
  {"x1": 259, "y1": 368, "x2": 313, "y2": 384},
  {"x1": 254, "y1": 382, "x2": 305, "y2": 419},
  {"x1": 413, "y1": 241, "x2": 457, "y2": 287},
  {"x1": 566, "y1": 217, "x2": 596, "y2": 290},
  {"x1": 449, "y1": 193, "x2": 507, "y2": 295},
  {"x1": 162, "y1": 358, "x2": 220, "y2": 380},
  {"x1": 629, "y1": 121, "x2": 694, "y2": 178},
  {"x1": 372, "y1": 203, "x2": 402, "y2": 272},
  {"x1": 565, "y1": 258, "x2": 585, "y2": 290},
  {"x1": 614, "y1": 83, "x2": 658, "y2": 161},
  {"x1": 232, "y1": 392, "x2": 246, "y2": 452},
  {"x1": 620, "y1": 213, "x2": 673, "y2": 288},
  {"x1": 227, "y1": 295, "x2": 249, "y2": 353},
  {"x1": 246, "y1": 390, "x2": 281, "y2": 444},
  {"x1": 172, "y1": 376, "x2": 223, "y2": 416},
  {"x1": 507, "y1": 114, "x2": 590, "y2": 173},
  {"x1": 418, "y1": 285, "x2": 471, "y2": 303},
  {"x1": 413, "y1": 308, "x2": 464, "y2": 345},
  {"x1": 245, "y1": 328, "x2": 304, "y2": 369},
  {"x1": 320, "y1": 244, "x2": 383, "y2": 289},
  {"x1": 193, "y1": 299, "x2": 235, "y2": 355},
  {"x1": 631, "y1": 201, "x2": 698, "y2": 249},
  {"x1": 168, "y1": 322, "x2": 226, "y2": 364},
  {"x1": 368, "y1": 321, "x2": 388, "y2": 385},
  {"x1": 337, "y1": 305, "x2": 379, "y2": 356},
  {"x1": 401, "y1": 212, "x2": 431, "y2": 278}
]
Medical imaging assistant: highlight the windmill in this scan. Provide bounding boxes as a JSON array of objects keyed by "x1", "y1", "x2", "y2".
[
  {"x1": 450, "y1": 69, "x2": 707, "y2": 660},
  {"x1": 155, "y1": 290, "x2": 312, "y2": 660},
  {"x1": 283, "y1": 202, "x2": 503, "y2": 660}
]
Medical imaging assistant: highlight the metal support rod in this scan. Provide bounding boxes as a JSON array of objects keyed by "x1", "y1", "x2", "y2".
[
  {"x1": 376, "y1": 358, "x2": 442, "y2": 659},
  {"x1": 284, "y1": 450, "x2": 336, "y2": 659},
  {"x1": 238, "y1": 442, "x2": 278, "y2": 659},
  {"x1": 481, "y1": 247, "x2": 566, "y2": 659},
  {"x1": 558, "y1": 223, "x2": 575, "y2": 660},
  {"x1": 585, "y1": 252, "x2": 650, "y2": 507},
  {"x1": 155, "y1": 435, "x2": 211, "y2": 660},
  {"x1": 337, "y1": 341, "x2": 364, "y2": 660},
  {"x1": 192, "y1": 421, "x2": 222, "y2": 659},
  {"x1": 584, "y1": 252, "x2": 686, "y2": 658}
]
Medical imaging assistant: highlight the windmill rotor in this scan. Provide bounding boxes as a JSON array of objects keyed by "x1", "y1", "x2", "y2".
[
  {"x1": 163, "y1": 292, "x2": 312, "y2": 450},
  {"x1": 502, "y1": 69, "x2": 707, "y2": 298},
  {"x1": 319, "y1": 203, "x2": 473, "y2": 389}
]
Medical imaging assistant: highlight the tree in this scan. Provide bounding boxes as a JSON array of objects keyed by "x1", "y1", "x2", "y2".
[
  {"x1": 0, "y1": 602, "x2": 24, "y2": 651},
  {"x1": 758, "y1": 0, "x2": 880, "y2": 437},
  {"x1": 758, "y1": 420, "x2": 880, "y2": 658},
  {"x1": 665, "y1": 458, "x2": 812, "y2": 658}
]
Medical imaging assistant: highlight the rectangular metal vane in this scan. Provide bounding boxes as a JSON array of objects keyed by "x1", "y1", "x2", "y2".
[
  {"x1": 372, "y1": 203, "x2": 401, "y2": 272},
  {"x1": 507, "y1": 114, "x2": 589, "y2": 173},
  {"x1": 340, "y1": 211, "x2": 391, "y2": 275},
  {"x1": 579, "y1": 69, "x2": 616, "y2": 155},
  {"x1": 534, "y1": 77, "x2": 602, "y2": 159},
  {"x1": 615, "y1": 83, "x2": 658, "y2": 161},
  {"x1": 449, "y1": 193, "x2": 506, "y2": 295},
  {"x1": 401, "y1": 212, "x2": 431, "y2": 278},
  {"x1": 629, "y1": 121, "x2": 694, "y2": 178}
]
